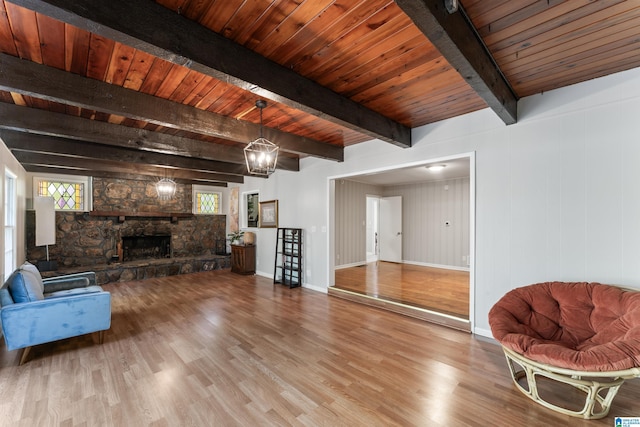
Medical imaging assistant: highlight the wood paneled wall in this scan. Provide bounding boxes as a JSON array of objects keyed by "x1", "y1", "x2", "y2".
[
  {"x1": 384, "y1": 177, "x2": 470, "y2": 268},
  {"x1": 334, "y1": 179, "x2": 382, "y2": 267},
  {"x1": 335, "y1": 176, "x2": 470, "y2": 269}
]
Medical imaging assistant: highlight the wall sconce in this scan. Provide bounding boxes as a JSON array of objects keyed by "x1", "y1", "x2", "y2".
[{"x1": 156, "y1": 177, "x2": 176, "y2": 200}]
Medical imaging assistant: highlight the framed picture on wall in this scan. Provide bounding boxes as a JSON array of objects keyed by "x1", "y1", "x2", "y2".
[{"x1": 259, "y1": 200, "x2": 278, "y2": 228}]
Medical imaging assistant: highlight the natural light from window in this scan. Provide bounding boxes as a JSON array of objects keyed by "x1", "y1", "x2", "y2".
[
  {"x1": 192, "y1": 185, "x2": 222, "y2": 215},
  {"x1": 33, "y1": 174, "x2": 91, "y2": 212},
  {"x1": 4, "y1": 170, "x2": 16, "y2": 280}
]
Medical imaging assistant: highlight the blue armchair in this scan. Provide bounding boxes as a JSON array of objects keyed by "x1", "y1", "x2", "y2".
[{"x1": 0, "y1": 262, "x2": 111, "y2": 364}]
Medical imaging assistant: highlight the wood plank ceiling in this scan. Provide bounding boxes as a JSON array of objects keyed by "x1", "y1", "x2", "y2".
[{"x1": 0, "y1": 0, "x2": 639, "y2": 185}]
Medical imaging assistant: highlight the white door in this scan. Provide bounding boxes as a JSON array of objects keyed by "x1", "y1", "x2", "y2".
[
  {"x1": 366, "y1": 196, "x2": 379, "y2": 263},
  {"x1": 379, "y1": 196, "x2": 402, "y2": 263}
]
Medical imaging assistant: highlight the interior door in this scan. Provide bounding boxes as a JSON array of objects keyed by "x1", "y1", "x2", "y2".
[
  {"x1": 366, "y1": 196, "x2": 379, "y2": 262},
  {"x1": 379, "y1": 196, "x2": 402, "y2": 263}
]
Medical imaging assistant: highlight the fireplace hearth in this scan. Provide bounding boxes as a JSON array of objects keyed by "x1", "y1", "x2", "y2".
[{"x1": 122, "y1": 235, "x2": 171, "y2": 262}]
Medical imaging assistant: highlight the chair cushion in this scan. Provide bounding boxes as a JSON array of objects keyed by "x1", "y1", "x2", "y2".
[
  {"x1": 7, "y1": 270, "x2": 45, "y2": 303},
  {"x1": 489, "y1": 282, "x2": 640, "y2": 371}
]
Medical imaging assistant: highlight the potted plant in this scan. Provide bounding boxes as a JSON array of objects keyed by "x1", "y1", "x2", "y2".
[{"x1": 228, "y1": 230, "x2": 244, "y2": 245}]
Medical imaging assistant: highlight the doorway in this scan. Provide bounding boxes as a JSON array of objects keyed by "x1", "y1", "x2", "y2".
[
  {"x1": 328, "y1": 154, "x2": 475, "y2": 331},
  {"x1": 365, "y1": 196, "x2": 379, "y2": 263},
  {"x1": 378, "y1": 196, "x2": 402, "y2": 263}
]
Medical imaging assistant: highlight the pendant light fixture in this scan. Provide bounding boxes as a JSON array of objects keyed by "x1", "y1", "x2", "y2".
[
  {"x1": 244, "y1": 100, "x2": 279, "y2": 176},
  {"x1": 156, "y1": 172, "x2": 176, "y2": 200}
]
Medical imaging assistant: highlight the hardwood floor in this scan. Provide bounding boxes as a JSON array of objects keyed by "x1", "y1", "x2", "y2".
[
  {"x1": 1, "y1": 270, "x2": 638, "y2": 426},
  {"x1": 333, "y1": 262, "x2": 469, "y2": 318}
]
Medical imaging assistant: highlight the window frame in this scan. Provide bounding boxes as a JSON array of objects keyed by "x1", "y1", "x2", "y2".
[
  {"x1": 32, "y1": 173, "x2": 92, "y2": 212},
  {"x1": 4, "y1": 169, "x2": 16, "y2": 280},
  {"x1": 240, "y1": 190, "x2": 259, "y2": 229},
  {"x1": 192, "y1": 184, "x2": 223, "y2": 215}
]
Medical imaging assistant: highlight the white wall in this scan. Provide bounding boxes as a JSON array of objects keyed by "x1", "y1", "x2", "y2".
[
  {"x1": 235, "y1": 65, "x2": 640, "y2": 336},
  {"x1": 0, "y1": 140, "x2": 27, "y2": 281}
]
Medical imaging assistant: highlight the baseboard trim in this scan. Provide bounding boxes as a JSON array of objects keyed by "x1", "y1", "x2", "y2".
[
  {"x1": 335, "y1": 262, "x2": 367, "y2": 270},
  {"x1": 402, "y1": 260, "x2": 470, "y2": 272},
  {"x1": 336, "y1": 261, "x2": 470, "y2": 272},
  {"x1": 302, "y1": 283, "x2": 328, "y2": 294}
]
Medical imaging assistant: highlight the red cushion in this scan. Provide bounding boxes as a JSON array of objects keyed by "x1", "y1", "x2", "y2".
[{"x1": 489, "y1": 282, "x2": 640, "y2": 371}]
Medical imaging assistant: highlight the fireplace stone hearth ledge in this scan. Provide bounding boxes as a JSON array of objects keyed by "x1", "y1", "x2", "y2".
[{"x1": 40, "y1": 254, "x2": 231, "y2": 285}]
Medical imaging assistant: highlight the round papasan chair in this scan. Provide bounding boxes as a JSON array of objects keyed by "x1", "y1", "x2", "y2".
[{"x1": 489, "y1": 281, "x2": 640, "y2": 419}]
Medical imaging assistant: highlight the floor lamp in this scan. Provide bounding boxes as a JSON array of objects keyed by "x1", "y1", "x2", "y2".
[{"x1": 34, "y1": 196, "x2": 56, "y2": 271}]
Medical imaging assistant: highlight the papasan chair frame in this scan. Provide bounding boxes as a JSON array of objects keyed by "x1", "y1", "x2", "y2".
[
  {"x1": 489, "y1": 282, "x2": 640, "y2": 419},
  {"x1": 502, "y1": 346, "x2": 640, "y2": 419}
]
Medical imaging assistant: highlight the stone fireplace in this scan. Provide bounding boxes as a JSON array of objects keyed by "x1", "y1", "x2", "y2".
[
  {"x1": 25, "y1": 176, "x2": 230, "y2": 284},
  {"x1": 122, "y1": 234, "x2": 171, "y2": 262}
]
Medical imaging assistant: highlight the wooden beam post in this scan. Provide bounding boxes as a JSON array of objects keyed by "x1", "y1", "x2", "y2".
[
  {"x1": 0, "y1": 53, "x2": 343, "y2": 161},
  {"x1": 7, "y1": 0, "x2": 411, "y2": 147},
  {"x1": 12, "y1": 151, "x2": 246, "y2": 183},
  {"x1": 0, "y1": 130, "x2": 249, "y2": 176},
  {"x1": 0, "y1": 102, "x2": 300, "y2": 171},
  {"x1": 394, "y1": 0, "x2": 518, "y2": 125}
]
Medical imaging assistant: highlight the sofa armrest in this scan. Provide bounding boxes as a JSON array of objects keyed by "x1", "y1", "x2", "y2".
[
  {"x1": 0, "y1": 291, "x2": 111, "y2": 351},
  {"x1": 43, "y1": 271, "x2": 97, "y2": 292}
]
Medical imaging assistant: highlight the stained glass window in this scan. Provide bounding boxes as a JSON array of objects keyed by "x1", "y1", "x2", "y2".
[
  {"x1": 38, "y1": 180, "x2": 84, "y2": 210},
  {"x1": 195, "y1": 191, "x2": 220, "y2": 214}
]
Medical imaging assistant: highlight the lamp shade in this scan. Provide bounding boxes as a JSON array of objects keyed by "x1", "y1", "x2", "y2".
[{"x1": 34, "y1": 196, "x2": 56, "y2": 247}]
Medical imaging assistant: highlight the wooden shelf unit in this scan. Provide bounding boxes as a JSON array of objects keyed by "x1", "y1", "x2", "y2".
[{"x1": 274, "y1": 228, "x2": 302, "y2": 288}]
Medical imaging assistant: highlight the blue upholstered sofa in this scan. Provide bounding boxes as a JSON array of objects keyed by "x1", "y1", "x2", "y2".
[{"x1": 0, "y1": 262, "x2": 111, "y2": 364}]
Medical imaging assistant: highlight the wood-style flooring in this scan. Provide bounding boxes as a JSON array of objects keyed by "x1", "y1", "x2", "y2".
[
  {"x1": 1, "y1": 270, "x2": 638, "y2": 426},
  {"x1": 333, "y1": 262, "x2": 469, "y2": 318}
]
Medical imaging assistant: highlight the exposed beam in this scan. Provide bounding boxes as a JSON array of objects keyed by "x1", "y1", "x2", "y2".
[
  {"x1": 0, "y1": 130, "x2": 248, "y2": 176},
  {"x1": 0, "y1": 53, "x2": 342, "y2": 161},
  {"x1": 0, "y1": 102, "x2": 300, "y2": 171},
  {"x1": 23, "y1": 166, "x2": 228, "y2": 187},
  {"x1": 11, "y1": 151, "x2": 245, "y2": 183},
  {"x1": 7, "y1": 0, "x2": 410, "y2": 148},
  {"x1": 394, "y1": 0, "x2": 518, "y2": 125}
]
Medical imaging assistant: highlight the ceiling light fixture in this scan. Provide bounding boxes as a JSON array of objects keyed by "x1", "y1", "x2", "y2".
[
  {"x1": 156, "y1": 176, "x2": 176, "y2": 200},
  {"x1": 244, "y1": 100, "x2": 279, "y2": 176},
  {"x1": 427, "y1": 164, "x2": 446, "y2": 172}
]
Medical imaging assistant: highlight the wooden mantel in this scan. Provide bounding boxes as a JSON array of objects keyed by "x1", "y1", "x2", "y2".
[{"x1": 89, "y1": 211, "x2": 193, "y2": 223}]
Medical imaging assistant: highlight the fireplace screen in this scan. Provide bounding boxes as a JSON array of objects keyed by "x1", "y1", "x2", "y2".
[{"x1": 122, "y1": 235, "x2": 171, "y2": 261}]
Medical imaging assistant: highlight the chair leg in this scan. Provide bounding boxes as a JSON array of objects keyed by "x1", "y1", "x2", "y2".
[
  {"x1": 19, "y1": 347, "x2": 32, "y2": 365},
  {"x1": 98, "y1": 330, "x2": 105, "y2": 344}
]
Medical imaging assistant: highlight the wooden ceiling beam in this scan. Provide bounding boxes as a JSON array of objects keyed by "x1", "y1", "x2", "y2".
[
  {"x1": 394, "y1": 0, "x2": 518, "y2": 125},
  {"x1": 11, "y1": 151, "x2": 245, "y2": 183},
  {"x1": 0, "y1": 102, "x2": 300, "y2": 172},
  {"x1": 23, "y1": 165, "x2": 229, "y2": 187},
  {"x1": 0, "y1": 53, "x2": 342, "y2": 162},
  {"x1": 0, "y1": 129, "x2": 249, "y2": 176},
  {"x1": 6, "y1": 0, "x2": 411, "y2": 147}
]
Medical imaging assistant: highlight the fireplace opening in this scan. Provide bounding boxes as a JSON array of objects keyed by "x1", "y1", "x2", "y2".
[{"x1": 122, "y1": 235, "x2": 171, "y2": 262}]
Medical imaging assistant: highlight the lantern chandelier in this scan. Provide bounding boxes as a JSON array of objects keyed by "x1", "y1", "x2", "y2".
[{"x1": 244, "y1": 100, "x2": 279, "y2": 176}]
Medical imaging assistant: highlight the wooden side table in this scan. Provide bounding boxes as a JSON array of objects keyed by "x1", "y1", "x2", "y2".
[{"x1": 231, "y1": 244, "x2": 255, "y2": 275}]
